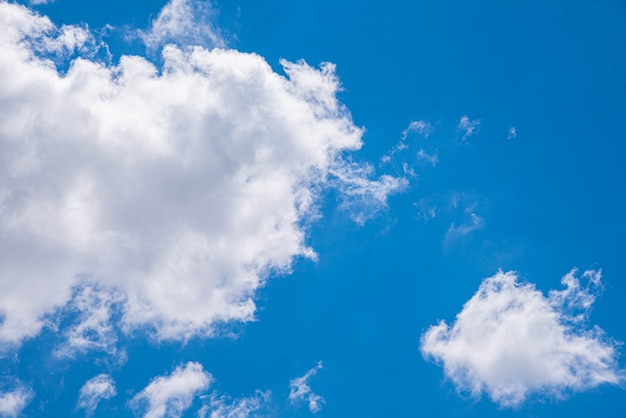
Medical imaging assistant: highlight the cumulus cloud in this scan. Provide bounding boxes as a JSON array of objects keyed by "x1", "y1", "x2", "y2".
[
  {"x1": 140, "y1": 0, "x2": 224, "y2": 50},
  {"x1": 421, "y1": 269, "x2": 623, "y2": 407},
  {"x1": 131, "y1": 362, "x2": 212, "y2": 418},
  {"x1": 200, "y1": 390, "x2": 271, "y2": 418},
  {"x1": 458, "y1": 116, "x2": 480, "y2": 141},
  {"x1": 77, "y1": 374, "x2": 117, "y2": 416},
  {"x1": 289, "y1": 361, "x2": 324, "y2": 413},
  {"x1": 0, "y1": 386, "x2": 32, "y2": 418},
  {"x1": 0, "y1": 2, "x2": 403, "y2": 345}
]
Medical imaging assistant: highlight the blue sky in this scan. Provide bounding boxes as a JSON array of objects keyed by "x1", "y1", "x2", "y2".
[{"x1": 0, "y1": 0, "x2": 625, "y2": 417}]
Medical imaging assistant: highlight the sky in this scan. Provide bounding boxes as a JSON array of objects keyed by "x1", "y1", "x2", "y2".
[{"x1": 0, "y1": 0, "x2": 625, "y2": 417}]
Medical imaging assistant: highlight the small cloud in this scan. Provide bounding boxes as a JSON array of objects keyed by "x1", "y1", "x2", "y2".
[
  {"x1": 421, "y1": 269, "x2": 624, "y2": 408},
  {"x1": 401, "y1": 120, "x2": 433, "y2": 140},
  {"x1": 54, "y1": 284, "x2": 123, "y2": 359},
  {"x1": 140, "y1": 0, "x2": 225, "y2": 50},
  {"x1": 202, "y1": 390, "x2": 271, "y2": 418},
  {"x1": 0, "y1": 386, "x2": 32, "y2": 418},
  {"x1": 131, "y1": 362, "x2": 212, "y2": 418},
  {"x1": 417, "y1": 149, "x2": 438, "y2": 166},
  {"x1": 508, "y1": 126, "x2": 517, "y2": 139},
  {"x1": 289, "y1": 362, "x2": 324, "y2": 413},
  {"x1": 77, "y1": 374, "x2": 116, "y2": 416},
  {"x1": 443, "y1": 212, "x2": 484, "y2": 246},
  {"x1": 458, "y1": 116, "x2": 480, "y2": 141}
]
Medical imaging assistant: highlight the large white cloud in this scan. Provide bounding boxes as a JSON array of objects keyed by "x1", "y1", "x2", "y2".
[
  {"x1": 131, "y1": 362, "x2": 212, "y2": 418},
  {"x1": 0, "y1": 1, "x2": 404, "y2": 346},
  {"x1": 421, "y1": 269, "x2": 623, "y2": 407}
]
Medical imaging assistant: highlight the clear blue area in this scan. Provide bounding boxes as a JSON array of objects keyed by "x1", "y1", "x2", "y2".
[{"x1": 7, "y1": 0, "x2": 626, "y2": 416}]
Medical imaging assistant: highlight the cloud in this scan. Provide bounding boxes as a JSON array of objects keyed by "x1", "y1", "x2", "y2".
[
  {"x1": 0, "y1": 386, "x2": 32, "y2": 418},
  {"x1": 54, "y1": 285, "x2": 123, "y2": 358},
  {"x1": 401, "y1": 120, "x2": 433, "y2": 140},
  {"x1": 77, "y1": 374, "x2": 117, "y2": 416},
  {"x1": 508, "y1": 126, "x2": 517, "y2": 139},
  {"x1": 0, "y1": 2, "x2": 403, "y2": 346},
  {"x1": 140, "y1": 0, "x2": 225, "y2": 50},
  {"x1": 416, "y1": 149, "x2": 438, "y2": 166},
  {"x1": 457, "y1": 116, "x2": 480, "y2": 141},
  {"x1": 421, "y1": 269, "x2": 624, "y2": 407},
  {"x1": 131, "y1": 362, "x2": 212, "y2": 418},
  {"x1": 200, "y1": 390, "x2": 271, "y2": 418},
  {"x1": 289, "y1": 361, "x2": 324, "y2": 413},
  {"x1": 443, "y1": 212, "x2": 484, "y2": 246}
]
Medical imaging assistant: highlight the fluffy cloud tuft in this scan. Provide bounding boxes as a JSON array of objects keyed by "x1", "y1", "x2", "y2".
[
  {"x1": 131, "y1": 362, "x2": 212, "y2": 418},
  {"x1": 0, "y1": 2, "x2": 403, "y2": 346},
  {"x1": 77, "y1": 374, "x2": 117, "y2": 416},
  {"x1": 458, "y1": 116, "x2": 480, "y2": 141},
  {"x1": 202, "y1": 390, "x2": 271, "y2": 418},
  {"x1": 140, "y1": 0, "x2": 224, "y2": 50},
  {"x1": 421, "y1": 269, "x2": 623, "y2": 407},
  {"x1": 289, "y1": 361, "x2": 324, "y2": 413},
  {"x1": 0, "y1": 386, "x2": 32, "y2": 418}
]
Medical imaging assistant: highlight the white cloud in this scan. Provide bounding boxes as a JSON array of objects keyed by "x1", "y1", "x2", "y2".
[
  {"x1": 421, "y1": 269, "x2": 624, "y2": 407},
  {"x1": 508, "y1": 126, "x2": 517, "y2": 139},
  {"x1": 401, "y1": 120, "x2": 432, "y2": 140},
  {"x1": 200, "y1": 390, "x2": 270, "y2": 418},
  {"x1": 416, "y1": 149, "x2": 438, "y2": 166},
  {"x1": 458, "y1": 116, "x2": 480, "y2": 141},
  {"x1": 131, "y1": 362, "x2": 212, "y2": 418},
  {"x1": 54, "y1": 285, "x2": 122, "y2": 358},
  {"x1": 0, "y1": 386, "x2": 32, "y2": 418},
  {"x1": 140, "y1": 0, "x2": 225, "y2": 50},
  {"x1": 443, "y1": 212, "x2": 484, "y2": 246},
  {"x1": 289, "y1": 361, "x2": 324, "y2": 413},
  {"x1": 77, "y1": 374, "x2": 117, "y2": 416},
  {"x1": 0, "y1": 2, "x2": 403, "y2": 346}
]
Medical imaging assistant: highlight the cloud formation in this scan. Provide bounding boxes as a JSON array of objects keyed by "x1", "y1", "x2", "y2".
[
  {"x1": 0, "y1": 386, "x2": 32, "y2": 418},
  {"x1": 131, "y1": 362, "x2": 212, "y2": 418},
  {"x1": 0, "y1": 2, "x2": 403, "y2": 346},
  {"x1": 458, "y1": 116, "x2": 480, "y2": 141},
  {"x1": 508, "y1": 126, "x2": 517, "y2": 139},
  {"x1": 202, "y1": 390, "x2": 271, "y2": 418},
  {"x1": 421, "y1": 269, "x2": 623, "y2": 407},
  {"x1": 140, "y1": 0, "x2": 225, "y2": 50},
  {"x1": 289, "y1": 361, "x2": 324, "y2": 413},
  {"x1": 77, "y1": 374, "x2": 117, "y2": 416}
]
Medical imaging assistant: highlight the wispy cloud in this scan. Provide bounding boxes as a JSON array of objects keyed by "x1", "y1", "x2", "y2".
[
  {"x1": 131, "y1": 362, "x2": 212, "y2": 418},
  {"x1": 458, "y1": 116, "x2": 480, "y2": 141},
  {"x1": 508, "y1": 126, "x2": 517, "y2": 139},
  {"x1": 401, "y1": 120, "x2": 433, "y2": 140},
  {"x1": 421, "y1": 269, "x2": 624, "y2": 407},
  {"x1": 54, "y1": 285, "x2": 123, "y2": 359},
  {"x1": 289, "y1": 362, "x2": 325, "y2": 413},
  {"x1": 0, "y1": 386, "x2": 32, "y2": 418},
  {"x1": 77, "y1": 374, "x2": 117, "y2": 416},
  {"x1": 417, "y1": 149, "x2": 439, "y2": 166},
  {"x1": 140, "y1": 0, "x2": 225, "y2": 50},
  {"x1": 443, "y1": 212, "x2": 484, "y2": 246},
  {"x1": 201, "y1": 390, "x2": 271, "y2": 418}
]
